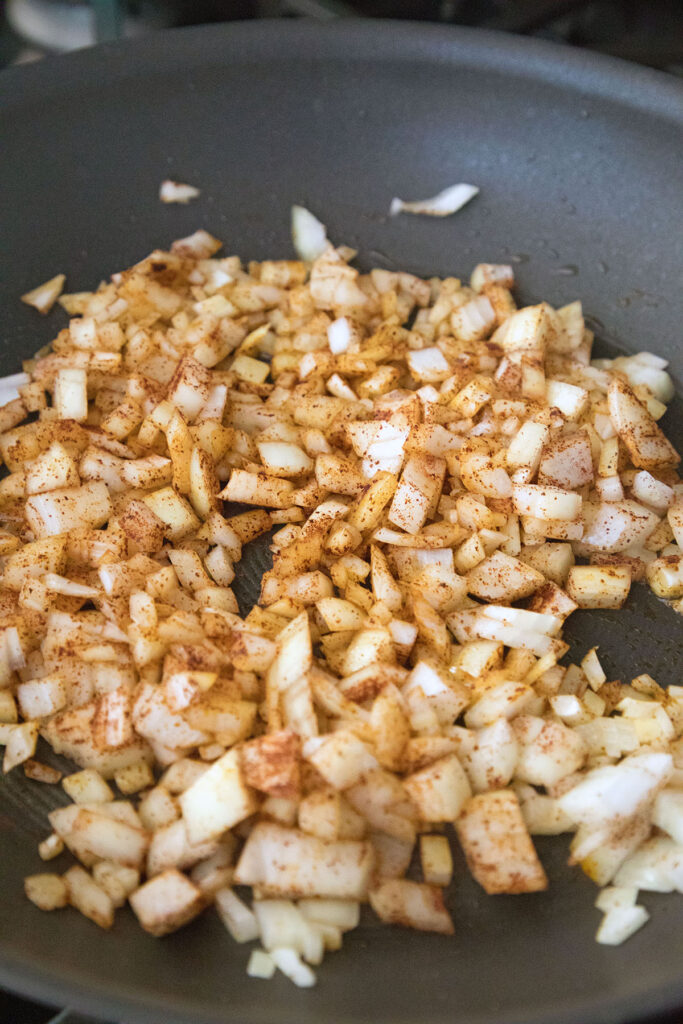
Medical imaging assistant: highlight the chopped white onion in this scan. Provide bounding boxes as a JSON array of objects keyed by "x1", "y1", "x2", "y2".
[
  {"x1": 270, "y1": 947, "x2": 317, "y2": 988},
  {"x1": 0, "y1": 372, "x2": 29, "y2": 404},
  {"x1": 21, "y1": 274, "x2": 66, "y2": 314},
  {"x1": 328, "y1": 317, "x2": 353, "y2": 355},
  {"x1": 596, "y1": 904, "x2": 649, "y2": 945},
  {"x1": 159, "y1": 180, "x2": 200, "y2": 204},
  {"x1": 291, "y1": 205, "x2": 330, "y2": 262},
  {"x1": 389, "y1": 183, "x2": 479, "y2": 218},
  {"x1": 6, "y1": 211, "x2": 683, "y2": 972}
]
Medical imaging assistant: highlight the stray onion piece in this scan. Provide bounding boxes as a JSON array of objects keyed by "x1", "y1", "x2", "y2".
[
  {"x1": 292, "y1": 206, "x2": 330, "y2": 263},
  {"x1": 5, "y1": 210, "x2": 683, "y2": 987},
  {"x1": 390, "y1": 183, "x2": 479, "y2": 217},
  {"x1": 21, "y1": 274, "x2": 66, "y2": 315},
  {"x1": 159, "y1": 180, "x2": 201, "y2": 204}
]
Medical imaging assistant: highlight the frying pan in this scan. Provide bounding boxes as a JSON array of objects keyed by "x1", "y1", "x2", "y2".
[{"x1": 0, "y1": 19, "x2": 682, "y2": 1024}]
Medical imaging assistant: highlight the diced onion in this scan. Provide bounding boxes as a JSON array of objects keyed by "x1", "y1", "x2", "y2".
[
  {"x1": 4, "y1": 205, "x2": 681, "y2": 981},
  {"x1": 291, "y1": 205, "x2": 330, "y2": 262},
  {"x1": 159, "y1": 180, "x2": 201, "y2": 204},
  {"x1": 390, "y1": 183, "x2": 479, "y2": 217}
]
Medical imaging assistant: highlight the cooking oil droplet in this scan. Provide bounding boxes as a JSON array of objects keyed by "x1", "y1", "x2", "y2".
[
  {"x1": 618, "y1": 288, "x2": 661, "y2": 309},
  {"x1": 598, "y1": 261, "x2": 609, "y2": 274},
  {"x1": 548, "y1": 247, "x2": 559, "y2": 259},
  {"x1": 551, "y1": 264, "x2": 579, "y2": 277},
  {"x1": 511, "y1": 253, "x2": 530, "y2": 264},
  {"x1": 632, "y1": 288, "x2": 660, "y2": 308}
]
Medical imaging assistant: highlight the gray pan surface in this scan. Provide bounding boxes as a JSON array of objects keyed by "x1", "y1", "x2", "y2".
[{"x1": 0, "y1": 19, "x2": 682, "y2": 1024}]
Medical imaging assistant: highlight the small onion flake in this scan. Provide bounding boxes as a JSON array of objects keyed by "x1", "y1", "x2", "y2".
[
  {"x1": 390, "y1": 183, "x2": 479, "y2": 218},
  {"x1": 159, "y1": 180, "x2": 201, "y2": 204},
  {"x1": 21, "y1": 274, "x2": 66, "y2": 315},
  {"x1": 291, "y1": 205, "x2": 330, "y2": 262}
]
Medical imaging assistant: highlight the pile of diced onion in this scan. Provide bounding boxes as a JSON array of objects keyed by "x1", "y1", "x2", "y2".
[{"x1": 4, "y1": 208, "x2": 683, "y2": 987}]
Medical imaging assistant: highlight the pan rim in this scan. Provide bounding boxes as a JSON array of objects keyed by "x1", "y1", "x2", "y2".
[
  {"x1": 0, "y1": 18, "x2": 682, "y2": 124},
  {"x1": 4, "y1": 936, "x2": 683, "y2": 1024},
  {"x1": 1, "y1": 18, "x2": 682, "y2": 1024}
]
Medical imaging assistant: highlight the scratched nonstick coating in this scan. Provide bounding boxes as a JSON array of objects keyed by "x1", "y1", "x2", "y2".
[{"x1": 0, "y1": 21, "x2": 682, "y2": 1024}]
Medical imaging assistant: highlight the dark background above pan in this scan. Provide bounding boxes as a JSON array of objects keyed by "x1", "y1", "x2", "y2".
[{"x1": 2, "y1": 0, "x2": 683, "y2": 73}]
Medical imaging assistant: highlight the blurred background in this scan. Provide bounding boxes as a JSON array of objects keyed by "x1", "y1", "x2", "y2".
[{"x1": 1, "y1": 0, "x2": 683, "y2": 73}]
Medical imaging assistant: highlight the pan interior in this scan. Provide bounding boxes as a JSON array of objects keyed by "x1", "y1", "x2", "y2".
[{"x1": 0, "y1": 20, "x2": 682, "y2": 1024}]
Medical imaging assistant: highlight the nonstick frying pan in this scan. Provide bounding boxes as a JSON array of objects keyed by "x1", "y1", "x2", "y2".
[{"x1": 0, "y1": 19, "x2": 682, "y2": 1024}]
